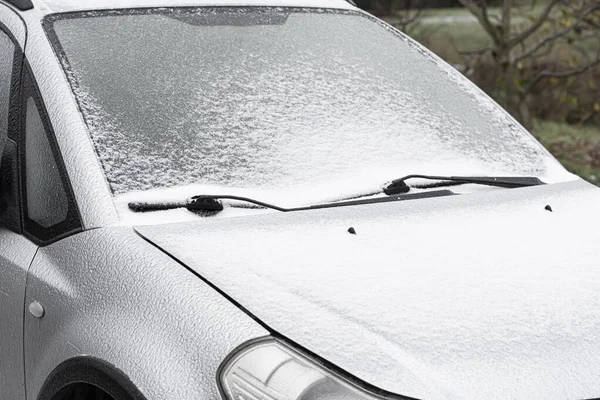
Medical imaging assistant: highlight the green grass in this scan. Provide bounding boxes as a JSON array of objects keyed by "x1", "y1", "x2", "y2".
[{"x1": 533, "y1": 121, "x2": 600, "y2": 184}]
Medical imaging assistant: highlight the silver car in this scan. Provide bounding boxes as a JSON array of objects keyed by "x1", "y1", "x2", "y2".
[{"x1": 1, "y1": 0, "x2": 599, "y2": 399}]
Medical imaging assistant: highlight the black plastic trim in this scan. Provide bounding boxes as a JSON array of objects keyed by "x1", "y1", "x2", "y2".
[
  {"x1": 6, "y1": 29, "x2": 23, "y2": 143},
  {"x1": 37, "y1": 357, "x2": 146, "y2": 400},
  {"x1": 0, "y1": 21, "x2": 23, "y2": 233},
  {"x1": 2, "y1": 0, "x2": 33, "y2": 11},
  {"x1": 130, "y1": 190, "x2": 456, "y2": 213},
  {"x1": 19, "y1": 61, "x2": 83, "y2": 246}
]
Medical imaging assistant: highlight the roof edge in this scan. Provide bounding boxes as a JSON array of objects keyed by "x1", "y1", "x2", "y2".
[
  {"x1": 31, "y1": 0, "x2": 355, "y2": 14},
  {"x1": 3, "y1": 0, "x2": 33, "y2": 11}
]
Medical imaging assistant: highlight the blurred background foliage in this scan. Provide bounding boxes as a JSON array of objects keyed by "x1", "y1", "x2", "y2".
[{"x1": 357, "y1": 0, "x2": 600, "y2": 184}]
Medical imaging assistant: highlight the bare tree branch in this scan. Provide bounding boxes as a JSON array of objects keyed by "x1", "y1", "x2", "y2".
[
  {"x1": 488, "y1": 13, "x2": 502, "y2": 24},
  {"x1": 508, "y1": 0, "x2": 561, "y2": 48},
  {"x1": 528, "y1": 40, "x2": 557, "y2": 60},
  {"x1": 501, "y1": 0, "x2": 512, "y2": 43},
  {"x1": 513, "y1": 2, "x2": 600, "y2": 63},
  {"x1": 405, "y1": 8, "x2": 423, "y2": 25},
  {"x1": 513, "y1": 7, "x2": 600, "y2": 62},
  {"x1": 522, "y1": 57, "x2": 600, "y2": 93},
  {"x1": 458, "y1": 47, "x2": 493, "y2": 56},
  {"x1": 453, "y1": 0, "x2": 600, "y2": 127},
  {"x1": 458, "y1": 0, "x2": 501, "y2": 45},
  {"x1": 397, "y1": 1, "x2": 424, "y2": 31}
]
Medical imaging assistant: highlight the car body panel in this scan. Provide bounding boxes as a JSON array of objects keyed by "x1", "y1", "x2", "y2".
[
  {"x1": 136, "y1": 180, "x2": 600, "y2": 400},
  {"x1": 0, "y1": 2, "x2": 25, "y2": 46},
  {"x1": 0, "y1": 8, "x2": 32, "y2": 400},
  {"x1": 32, "y1": 0, "x2": 355, "y2": 14},
  {"x1": 24, "y1": 227, "x2": 268, "y2": 399},
  {"x1": 0, "y1": 229, "x2": 38, "y2": 400},
  {"x1": 2, "y1": 1, "x2": 599, "y2": 399}
]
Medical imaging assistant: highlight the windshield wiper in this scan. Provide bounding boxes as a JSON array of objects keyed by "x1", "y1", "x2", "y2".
[
  {"x1": 383, "y1": 174, "x2": 545, "y2": 195},
  {"x1": 129, "y1": 190, "x2": 456, "y2": 213},
  {"x1": 128, "y1": 176, "x2": 544, "y2": 213}
]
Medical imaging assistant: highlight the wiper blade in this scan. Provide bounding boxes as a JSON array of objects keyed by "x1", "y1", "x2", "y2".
[
  {"x1": 129, "y1": 195, "x2": 290, "y2": 213},
  {"x1": 128, "y1": 190, "x2": 456, "y2": 213},
  {"x1": 383, "y1": 174, "x2": 545, "y2": 195},
  {"x1": 127, "y1": 176, "x2": 543, "y2": 213}
]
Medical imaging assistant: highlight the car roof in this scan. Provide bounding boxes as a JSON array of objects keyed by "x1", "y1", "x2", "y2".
[{"x1": 28, "y1": 0, "x2": 355, "y2": 14}]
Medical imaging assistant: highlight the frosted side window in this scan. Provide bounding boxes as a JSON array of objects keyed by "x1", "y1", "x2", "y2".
[
  {"x1": 25, "y1": 97, "x2": 68, "y2": 227},
  {"x1": 0, "y1": 32, "x2": 14, "y2": 156}
]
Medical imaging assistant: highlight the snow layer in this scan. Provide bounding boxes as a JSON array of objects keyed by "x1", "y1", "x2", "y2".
[
  {"x1": 113, "y1": 159, "x2": 574, "y2": 225},
  {"x1": 35, "y1": 0, "x2": 354, "y2": 13},
  {"x1": 0, "y1": 33, "x2": 13, "y2": 155},
  {"x1": 51, "y1": 8, "x2": 561, "y2": 200},
  {"x1": 136, "y1": 180, "x2": 600, "y2": 400}
]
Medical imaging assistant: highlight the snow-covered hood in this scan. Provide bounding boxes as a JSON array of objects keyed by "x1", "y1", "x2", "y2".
[{"x1": 136, "y1": 180, "x2": 600, "y2": 400}]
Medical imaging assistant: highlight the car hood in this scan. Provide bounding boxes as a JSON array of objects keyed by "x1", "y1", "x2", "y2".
[{"x1": 135, "y1": 180, "x2": 600, "y2": 400}]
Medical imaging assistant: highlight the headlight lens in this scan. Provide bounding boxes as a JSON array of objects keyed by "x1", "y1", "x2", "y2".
[{"x1": 219, "y1": 339, "x2": 379, "y2": 400}]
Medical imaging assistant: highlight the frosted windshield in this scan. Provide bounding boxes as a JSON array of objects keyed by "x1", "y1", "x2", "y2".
[{"x1": 47, "y1": 8, "x2": 554, "y2": 196}]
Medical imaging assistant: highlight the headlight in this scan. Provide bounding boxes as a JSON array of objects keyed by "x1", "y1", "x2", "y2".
[{"x1": 219, "y1": 338, "x2": 381, "y2": 400}]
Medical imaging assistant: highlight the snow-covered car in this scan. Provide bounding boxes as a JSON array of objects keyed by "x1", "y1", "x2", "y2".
[{"x1": 1, "y1": 0, "x2": 599, "y2": 399}]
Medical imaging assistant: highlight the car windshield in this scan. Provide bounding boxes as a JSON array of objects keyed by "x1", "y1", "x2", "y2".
[{"x1": 46, "y1": 7, "x2": 558, "y2": 197}]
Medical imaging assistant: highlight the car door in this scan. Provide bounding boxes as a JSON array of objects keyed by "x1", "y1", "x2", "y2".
[{"x1": 0, "y1": 13, "x2": 38, "y2": 400}]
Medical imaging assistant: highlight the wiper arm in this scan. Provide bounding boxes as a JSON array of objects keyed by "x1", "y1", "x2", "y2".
[
  {"x1": 383, "y1": 174, "x2": 545, "y2": 195},
  {"x1": 129, "y1": 190, "x2": 456, "y2": 213},
  {"x1": 129, "y1": 195, "x2": 292, "y2": 213},
  {"x1": 127, "y1": 176, "x2": 543, "y2": 213}
]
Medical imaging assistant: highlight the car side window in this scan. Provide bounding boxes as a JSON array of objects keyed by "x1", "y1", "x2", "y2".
[
  {"x1": 20, "y1": 66, "x2": 82, "y2": 245},
  {"x1": 0, "y1": 27, "x2": 20, "y2": 233},
  {"x1": 25, "y1": 96, "x2": 68, "y2": 227},
  {"x1": 0, "y1": 31, "x2": 11, "y2": 143}
]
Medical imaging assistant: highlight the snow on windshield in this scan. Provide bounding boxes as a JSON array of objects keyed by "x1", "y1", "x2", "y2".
[{"x1": 47, "y1": 7, "x2": 559, "y2": 197}]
